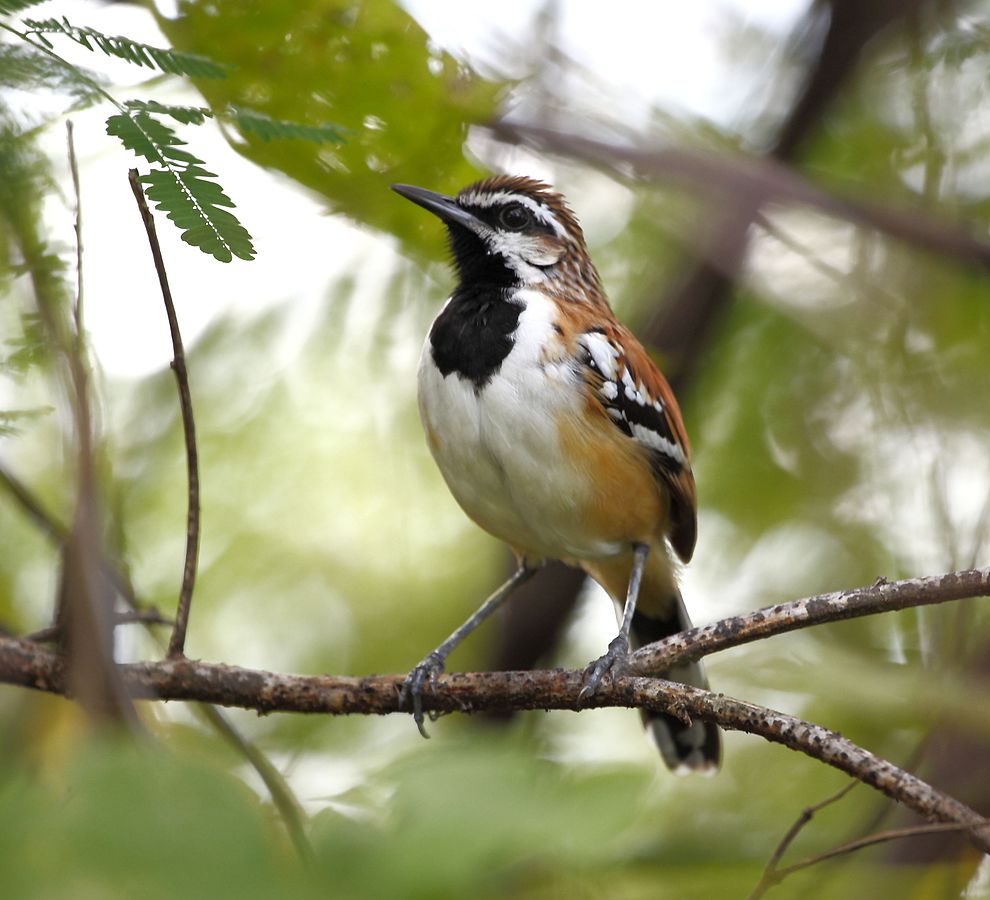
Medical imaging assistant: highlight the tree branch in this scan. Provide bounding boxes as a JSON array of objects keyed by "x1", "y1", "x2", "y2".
[
  {"x1": 1, "y1": 633, "x2": 987, "y2": 851},
  {"x1": 626, "y1": 568, "x2": 990, "y2": 675},
  {"x1": 127, "y1": 169, "x2": 201, "y2": 659},
  {"x1": 4, "y1": 462, "x2": 988, "y2": 858}
]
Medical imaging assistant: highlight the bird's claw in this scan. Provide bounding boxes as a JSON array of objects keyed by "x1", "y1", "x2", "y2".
[
  {"x1": 399, "y1": 650, "x2": 446, "y2": 738},
  {"x1": 578, "y1": 634, "x2": 630, "y2": 705}
]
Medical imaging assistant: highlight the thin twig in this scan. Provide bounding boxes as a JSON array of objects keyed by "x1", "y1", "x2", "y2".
[
  {"x1": 748, "y1": 781, "x2": 857, "y2": 899},
  {"x1": 969, "y1": 492, "x2": 990, "y2": 571},
  {"x1": 127, "y1": 169, "x2": 200, "y2": 659},
  {"x1": 50, "y1": 126, "x2": 135, "y2": 726},
  {"x1": 67, "y1": 120, "x2": 84, "y2": 351},
  {"x1": 754, "y1": 822, "x2": 968, "y2": 896},
  {"x1": 907, "y1": 8, "x2": 946, "y2": 208},
  {"x1": 25, "y1": 608, "x2": 173, "y2": 644},
  {"x1": 0, "y1": 462, "x2": 148, "y2": 614},
  {"x1": 1, "y1": 636, "x2": 988, "y2": 851},
  {"x1": 0, "y1": 462, "x2": 68, "y2": 543},
  {"x1": 755, "y1": 211, "x2": 860, "y2": 288}
]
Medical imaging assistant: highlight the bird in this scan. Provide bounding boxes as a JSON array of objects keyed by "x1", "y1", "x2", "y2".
[{"x1": 391, "y1": 175, "x2": 720, "y2": 772}]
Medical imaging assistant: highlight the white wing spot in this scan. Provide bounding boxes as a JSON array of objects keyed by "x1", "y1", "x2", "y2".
[
  {"x1": 579, "y1": 332, "x2": 619, "y2": 380},
  {"x1": 630, "y1": 423, "x2": 687, "y2": 465}
]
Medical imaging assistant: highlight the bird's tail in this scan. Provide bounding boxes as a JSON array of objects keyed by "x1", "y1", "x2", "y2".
[
  {"x1": 629, "y1": 589, "x2": 721, "y2": 773},
  {"x1": 587, "y1": 550, "x2": 721, "y2": 773}
]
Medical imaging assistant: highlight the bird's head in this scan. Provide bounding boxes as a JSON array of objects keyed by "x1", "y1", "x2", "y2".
[{"x1": 392, "y1": 175, "x2": 603, "y2": 299}]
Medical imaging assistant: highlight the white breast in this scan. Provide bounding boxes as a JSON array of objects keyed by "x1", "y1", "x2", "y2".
[{"x1": 417, "y1": 289, "x2": 624, "y2": 561}]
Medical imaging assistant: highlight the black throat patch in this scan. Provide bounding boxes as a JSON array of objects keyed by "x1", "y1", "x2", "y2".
[{"x1": 429, "y1": 283, "x2": 523, "y2": 389}]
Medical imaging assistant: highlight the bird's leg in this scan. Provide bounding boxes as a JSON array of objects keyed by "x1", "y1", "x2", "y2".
[
  {"x1": 579, "y1": 542, "x2": 649, "y2": 703},
  {"x1": 401, "y1": 563, "x2": 536, "y2": 737}
]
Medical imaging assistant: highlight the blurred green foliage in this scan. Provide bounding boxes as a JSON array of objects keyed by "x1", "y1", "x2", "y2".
[
  {"x1": 1, "y1": 1, "x2": 990, "y2": 898},
  {"x1": 155, "y1": 0, "x2": 504, "y2": 259}
]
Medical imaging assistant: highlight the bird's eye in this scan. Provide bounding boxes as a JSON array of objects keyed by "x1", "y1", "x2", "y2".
[{"x1": 498, "y1": 203, "x2": 531, "y2": 231}]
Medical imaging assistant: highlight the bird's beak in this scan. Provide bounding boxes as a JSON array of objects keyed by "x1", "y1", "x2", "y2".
[{"x1": 391, "y1": 183, "x2": 485, "y2": 233}]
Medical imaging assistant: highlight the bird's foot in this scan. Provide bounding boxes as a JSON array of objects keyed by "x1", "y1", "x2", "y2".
[
  {"x1": 399, "y1": 650, "x2": 447, "y2": 738},
  {"x1": 578, "y1": 634, "x2": 630, "y2": 704}
]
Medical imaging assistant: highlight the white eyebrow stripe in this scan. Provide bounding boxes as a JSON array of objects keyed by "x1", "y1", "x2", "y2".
[{"x1": 457, "y1": 191, "x2": 567, "y2": 237}]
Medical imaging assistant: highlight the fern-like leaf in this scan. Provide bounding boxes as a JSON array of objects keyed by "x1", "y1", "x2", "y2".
[
  {"x1": 140, "y1": 168, "x2": 255, "y2": 262},
  {"x1": 106, "y1": 110, "x2": 184, "y2": 165},
  {"x1": 24, "y1": 17, "x2": 228, "y2": 78},
  {"x1": 231, "y1": 106, "x2": 347, "y2": 145},
  {"x1": 124, "y1": 99, "x2": 213, "y2": 126},
  {"x1": 0, "y1": 44, "x2": 105, "y2": 108},
  {"x1": 106, "y1": 111, "x2": 254, "y2": 262},
  {"x1": 2, "y1": 312, "x2": 48, "y2": 374}
]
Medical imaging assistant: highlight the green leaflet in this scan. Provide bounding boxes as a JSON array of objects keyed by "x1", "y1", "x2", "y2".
[
  {"x1": 140, "y1": 169, "x2": 255, "y2": 262},
  {"x1": 154, "y1": 0, "x2": 502, "y2": 260},
  {"x1": 0, "y1": 44, "x2": 104, "y2": 108},
  {"x1": 1, "y1": 313, "x2": 48, "y2": 374},
  {"x1": 106, "y1": 111, "x2": 186, "y2": 165},
  {"x1": 23, "y1": 16, "x2": 228, "y2": 78},
  {"x1": 106, "y1": 111, "x2": 255, "y2": 262},
  {"x1": 124, "y1": 100, "x2": 214, "y2": 127},
  {"x1": 230, "y1": 106, "x2": 347, "y2": 145},
  {"x1": 3, "y1": 8, "x2": 347, "y2": 263}
]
